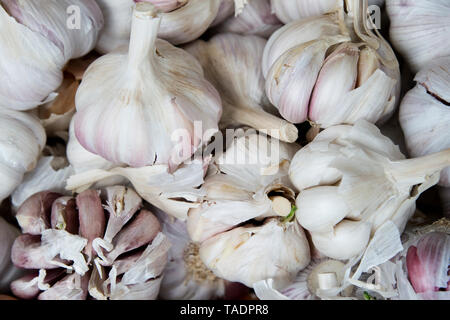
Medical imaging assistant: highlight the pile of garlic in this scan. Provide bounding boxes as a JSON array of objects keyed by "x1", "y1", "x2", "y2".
[{"x1": 0, "y1": 0, "x2": 448, "y2": 301}]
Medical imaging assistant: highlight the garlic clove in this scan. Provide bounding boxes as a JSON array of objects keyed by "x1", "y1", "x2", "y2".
[
  {"x1": 15, "y1": 191, "x2": 62, "y2": 236},
  {"x1": 199, "y1": 219, "x2": 311, "y2": 289},
  {"x1": 296, "y1": 186, "x2": 351, "y2": 233},
  {"x1": 10, "y1": 269, "x2": 65, "y2": 300},
  {"x1": 38, "y1": 272, "x2": 90, "y2": 300},
  {"x1": 213, "y1": 0, "x2": 282, "y2": 38},
  {"x1": 185, "y1": 33, "x2": 298, "y2": 143},
  {"x1": 50, "y1": 197, "x2": 79, "y2": 234},
  {"x1": 76, "y1": 190, "x2": 106, "y2": 262},
  {"x1": 357, "y1": 47, "x2": 380, "y2": 88},
  {"x1": 270, "y1": 0, "x2": 343, "y2": 24},
  {"x1": 311, "y1": 220, "x2": 372, "y2": 261},
  {"x1": 103, "y1": 210, "x2": 161, "y2": 264},
  {"x1": 308, "y1": 43, "x2": 360, "y2": 123},
  {"x1": 75, "y1": 3, "x2": 222, "y2": 168}
]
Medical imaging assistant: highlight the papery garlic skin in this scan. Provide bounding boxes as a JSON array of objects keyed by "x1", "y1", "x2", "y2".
[
  {"x1": 289, "y1": 120, "x2": 446, "y2": 260},
  {"x1": 214, "y1": 0, "x2": 282, "y2": 38},
  {"x1": 96, "y1": 0, "x2": 220, "y2": 53},
  {"x1": 156, "y1": 210, "x2": 226, "y2": 300},
  {"x1": 399, "y1": 58, "x2": 450, "y2": 187},
  {"x1": 0, "y1": 109, "x2": 46, "y2": 204},
  {"x1": 185, "y1": 33, "x2": 297, "y2": 143},
  {"x1": 270, "y1": 0, "x2": 342, "y2": 24},
  {"x1": 387, "y1": 0, "x2": 450, "y2": 73},
  {"x1": 75, "y1": 3, "x2": 222, "y2": 168}
]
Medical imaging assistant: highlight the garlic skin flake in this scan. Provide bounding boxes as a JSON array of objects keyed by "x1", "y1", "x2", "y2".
[
  {"x1": 387, "y1": 0, "x2": 450, "y2": 73},
  {"x1": 188, "y1": 133, "x2": 310, "y2": 289},
  {"x1": 289, "y1": 120, "x2": 448, "y2": 260},
  {"x1": 0, "y1": 109, "x2": 46, "y2": 204},
  {"x1": 95, "y1": 0, "x2": 221, "y2": 53},
  {"x1": 185, "y1": 33, "x2": 297, "y2": 143},
  {"x1": 264, "y1": 1, "x2": 400, "y2": 127},
  {"x1": 75, "y1": 3, "x2": 222, "y2": 168},
  {"x1": 399, "y1": 58, "x2": 450, "y2": 187}
]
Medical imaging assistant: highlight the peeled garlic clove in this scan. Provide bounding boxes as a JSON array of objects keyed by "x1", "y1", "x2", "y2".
[
  {"x1": 262, "y1": 14, "x2": 345, "y2": 78},
  {"x1": 104, "y1": 210, "x2": 161, "y2": 264},
  {"x1": 15, "y1": 191, "x2": 62, "y2": 236},
  {"x1": 102, "y1": 186, "x2": 142, "y2": 243},
  {"x1": 0, "y1": 109, "x2": 46, "y2": 204},
  {"x1": 270, "y1": 0, "x2": 343, "y2": 24},
  {"x1": 185, "y1": 33, "x2": 298, "y2": 143},
  {"x1": 296, "y1": 186, "x2": 351, "y2": 233},
  {"x1": 38, "y1": 272, "x2": 90, "y2": 300},
  {"x1": 311, "y1": 220, "x2": 372, "y2": 261},
  {"x1": 399, "y1": 58, "x2": 450, "y2": 187},
  {"x1": 77, "y1": 190, "x2": 105, "y2": 261},
  {"x1": 96, "y1": 0, "x2": 220, "y2": 53},
  {"x1": 51, "y1": 197, "x2": 79, "y2": 234},
  {"x1": 214, "y1": 0, "x2": 282, "y2": 38},
  {"x1": 200, "y1": 219, "x2": 310, "y2": 289},
  {"x1": 387, "y1": 0, "x2": 450, "y2": 73},
  {"x1": 75, "y1": 3, "x2": 222, "y2": 168}
]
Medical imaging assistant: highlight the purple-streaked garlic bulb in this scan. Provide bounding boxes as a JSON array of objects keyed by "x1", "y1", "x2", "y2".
[
  {"x1": 185, "y1": 33, "x2": 298, "y2": 143},
  {"x1": 95, "y1": 0, "x2": 221, "y2": 53},
  {"x1": 10, "y1": 186, "x2": 169, "y2": 300},
  {"x1": 213, "y1": 0, "x2": 282, "y2": 38},
  {"x1": 187, "y1": 132, "x2": 310, "y2": 289},
  {"x1": 263, "y1": 0, "x2": 400, "y2": 128},
  {"x1": 399, "y1": 58, "x2": 450, "y2": 188},
  {"x1": 0, "y1": 0, "x2": 103, "y2": 110},
  {"x1": 74, "y1": 3, "x2": 222, "y2": 169}
]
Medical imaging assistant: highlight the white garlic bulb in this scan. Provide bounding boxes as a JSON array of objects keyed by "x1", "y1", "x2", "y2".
[
  {"x1": 399, "y1": 58, "x2": 450, "y2": 187},
  {"x1": 289, "y1": 120, "x2": 449, "y2": 260},
  {"x1": 155, "y1": 209, "x2": 227, "y2": 300},
  {"x1": 185, "y1": 33, "x2": 298, "y2": 143},
  {"x1": 188, "y1": 132, "x2": 311, "y2": 289},
  {"x1": 75, "y1": 3, "x2": 222, "y2": 169},
  {"x1": 0, "y1": 108, "x2": 46, "y2": 204},
  {"x1": 214, "y1": 0, "x2": 282, "y2": 38},
  {"x1": 264, "y1": 0, "x2": 400, "y2": 128},
  {"x1": 387, "y1": 0, "x2": 450, "y2": 73},
  {"x1": 95, "y1": 0, "x2": 221, "y2": 53},
  {"x1": 0, "y1": 0, "x2": 103, "y2": 111}
]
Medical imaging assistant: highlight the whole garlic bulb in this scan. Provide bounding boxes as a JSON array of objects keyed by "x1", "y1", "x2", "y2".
[
  {"x1": 11, "y1": 186, "x2": 169, "y2": 300},
  {"x1": 75, "y1": 3, "x2": 222, "y2": 169},
  {"x1": 264, "y1": 0, "x2": 400, "y2": 128},
  {"x1": 0, "y1": 0, "x2": 103, "y2": 110},
  {"x1": 213, "y1": 0, "x2": 282, "y2": 38},
  {"x1": 0, "y1": 108, "x2": 46, "y2": 204},
  {"x1": 95, "y1": 0, "x2": 221, "y2": 53},
  {"x1": 289, "y1": 120, "x2": 450, "y2": 260},
  {"x1": 188, "y1": 132, "x2": 311, "y2": 289},
  {"x1": 399, "y1": 58, "x2": 450, "y2": 188},
  {"x1": 387, "y1": 0, "x2": 450, "y2": 73},
  {"x1": 185, "y1": 33, "x2": 298, "y2": 143}
]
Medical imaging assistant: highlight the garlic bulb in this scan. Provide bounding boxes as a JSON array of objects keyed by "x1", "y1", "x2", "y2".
[
  {"x1": 264, "y1": 0, "x2": 400, "y2": 128},
  {"x1": 185, "y1": 33, "x2": 298, "y2": 143},
  {"x1": 0, "y1": 217, "x2": 23, "y2": 293},
  {"x1": 155, "y1": 209, "x2": 227, "y2": 300},
  {"x1": 0, "y1": 0, "x2": 103, "y2": 110},
  {"x1": 399, "y1": 58, "x2": 450, "y2": 188},
  {"x1": 387, "y1": 0, "x2": 450, "y2": 73},
  {"x1": 95, "y1": 0, "x2": 221, "y2": 53},
  {"x1": 75, "y1": 3, "x2": 222, "y2": 169},
  {"x1": 271, "y1": 0, "x2": 385, "y2": 23},
  {"x1": 187, "y1": 132, "x2": 310, "y2": 289},
  {"x1": 11, "y1": 186, "x2": 169, "y2": 300},
  {"x1": 213, "y1": 0, "x2": 282, "y2": 38},
  {"x1": 289, "y1": 120, "x2": 449, "y2": 260},
  {"x1": 0, "y1": 108, "x2": 46, "y2": 204}
]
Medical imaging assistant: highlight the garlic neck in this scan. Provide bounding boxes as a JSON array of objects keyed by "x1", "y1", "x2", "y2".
[{"x1": 127, "y1": 3, "x2": 161, "y2": 74}]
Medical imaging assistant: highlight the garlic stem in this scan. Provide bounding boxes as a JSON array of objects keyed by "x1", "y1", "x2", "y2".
[
  {"x1": 391, "y1": 149, "x2": 450, "y2": 185},
  {"x1": 270, "y1": 196, "x2": 292, "y2": 217},
  {"x1": 128, "y1": 3, "x2": 161, "y2": 73},
  {"x1": 226, "y1": 103, "x2": 298, "y2": 143}
]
